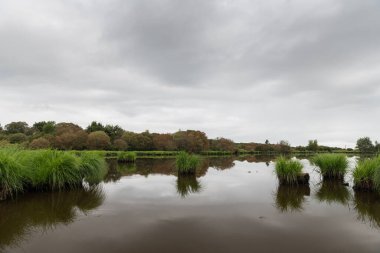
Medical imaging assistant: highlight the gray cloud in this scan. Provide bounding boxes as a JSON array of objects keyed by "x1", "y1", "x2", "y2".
[{"x1": 1, "y1": 0, "x2": 380, "y2": 147}]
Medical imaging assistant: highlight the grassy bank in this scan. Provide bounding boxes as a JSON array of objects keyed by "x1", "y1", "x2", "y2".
[
  {"x1": 312, "y1": 154, "x2": 348, "y2": 180},
  {"x1": 0, "y1": 148, "x2": 106, "y2": 200},
  {"x1": 275, "y1": 156, "x2": 309, "y2": 185}
]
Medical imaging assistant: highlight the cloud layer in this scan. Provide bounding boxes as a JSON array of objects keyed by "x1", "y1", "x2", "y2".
[{"x1": 1, "y1": 0, "x2": 380, "y2": 147}]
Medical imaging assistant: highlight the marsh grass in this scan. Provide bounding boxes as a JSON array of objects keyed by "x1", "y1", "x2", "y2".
[
  {"x1": 0, "y1": 148, "x2": 107, "y2": 199},
  {"x1": 316, "y1": 181, "x2": 351, "y2": 205},
  {"x1": 0, "y1": 148, "x2": 25, "y2": 198},
  {"x1": 275, "y1": 156, "x2": 305, "y2": 185},
  {"x1": 312, "y1": 154, "x2": 348, "y2": 180},
  {"x1": 176, "y1": 175, "x2": 202, "y2": 198},
  {"x1": 275, "y1": 185, "x2": 310, "y2": 212},
  {"x1": 353, "y1": 156, "x2": 380, "y2": 192},
  {"x1": 117, "y1": 151, "x2": 137, "y2": 163},
  {"x1": 176, "y1": 152, "x2": 201, "y2": 175}
]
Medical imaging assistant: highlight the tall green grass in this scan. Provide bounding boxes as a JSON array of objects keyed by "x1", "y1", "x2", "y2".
[
  {"x1": 176, "y1": 152, "x2": 200, "y2": 175},
  {"x1": 312, "y1": 154, "x2": 348, "y2": 180},
  {"x1": 117, "y1": 151, "x2": 137, "y2": 163},
  {"x1": 0, "y1": 148, "x2": 107, "y2": 199},
  {"x1": 275, "y1": 156, "x2": 304, "y2": 185},
  {"x1": 0, "y1": 148, "x2": 25, "y2": 198},
  {"x1": 353, "y1": 156, "x2": 380, "y2": 191}
]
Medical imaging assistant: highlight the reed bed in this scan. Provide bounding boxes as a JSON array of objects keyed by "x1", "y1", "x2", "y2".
[
  {"x1": 353, "y1": 156, "x2": 380, "y2": 192},
  {"x1": 275, "y1": 156, "x2": 308, "y2": 185},
  {"x1": 176, "y1": 152, "x2": 201, "y2": 175},
  {"x1": 312, "y1": 154, "x2": 348, "y2": 180},
  {"x1": 117, "y1": 151, "x2": 137, "y2": 163},
  {"x1": 0, "y1": 148, "x2": 106, "y2": 200}
]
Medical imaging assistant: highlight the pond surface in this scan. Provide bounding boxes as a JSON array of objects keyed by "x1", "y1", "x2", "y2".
[{"x1": 1, "y1": 156, "x2": 380, "y2": 253}]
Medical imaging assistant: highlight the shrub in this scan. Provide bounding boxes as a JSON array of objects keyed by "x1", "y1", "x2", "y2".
[
  {"x1": 117, "y1": 151, "x2": 137, "y2": 163},
  {"x1": 113, "y1": 138, "x2": 128, "y2": 151},
  {"x1": 8, "y1": 133, "x2": 27, "y2": 144},
  {"x1": 176, "y1": 151, "x2": 200, "y2": 175},
  {"x1": 275, "y1": 156, "x2": 305, "y2": 185},
  {"x1": 312, "y1": 154, "x2": 348, "y2": 180},
  {"x1": 29, "y1": 137, "x2": 51, "y2": 149}
]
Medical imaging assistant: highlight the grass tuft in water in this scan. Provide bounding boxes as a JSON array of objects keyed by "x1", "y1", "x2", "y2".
[
  {"x1": 117, "y1": 151, "x2": 137, "y2": 163},
  {"x1": 353, "y1": 156, "x2": 380, "y2": 192},
  {"x1": 176, "y1": 152, "x2": 200, "y2": 175},
  {"x1": 275, "y1": 156, "x2": 305, "y2": 185},
  {"x1": 312, "y1": 154, "x2": 348, "y2": 180},
  {"x1": 78, "y1": 153, "x2": 107, "y2": 185}
]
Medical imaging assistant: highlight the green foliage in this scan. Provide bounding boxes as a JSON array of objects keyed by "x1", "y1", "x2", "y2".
[
  {"x1": 117, "y1": 151, "x2": 137, "y2": 163},
  {"x1": 0, "y1": 148, "x2": 25, "y2": 198},
  {"x1": 356, "y1": 137, "x2": 375, "y2": 153},
  {"x1": 7, "y1": 133, "x2": 27, "y2": 144},
  {"x1": 176, "y1": 151, "x2": 201, "y2": 175},
  {"x1": 312, "y1": 154, "x2": 348, "y2": 180},
  {"x1": 0, "y1": 149, "x2": 107, "y2": 199},
  {"x1": 5, "y1": 122, "x2": 29, "y2": 134},
  {"x1": 353, "y1": 156, "x2": 380, "y2": 192},
  {"x1": 307, "y1": 139, "x2": 318, "y2": 152},
  {"x1": 275, "y1": 156, "x2": 303, "y2": 185}
]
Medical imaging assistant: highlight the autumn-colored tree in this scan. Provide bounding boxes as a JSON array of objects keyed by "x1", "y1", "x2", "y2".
[
  {"x1": 210, "y1": 138, "x2": 236, "y2": 152},
  {"x1": 53, "y1": 123, "x2": 88, "y2": 150},
  {"x1": 87, "y1": 131, "x2": 111, "y2": 150},
  {"x1": 113, "y1": 138, "x2": 128, "y2": 151},
  {"x1": 174, "y1": 130, "x2": 209, "y2": 153},
  {"x1": 122, "y1": 131, "x2": 153, "y2": 150},
  {"x1": 152, "y1": 133, "x2": 177, "y2": 151},
  {"x1": 29, "y1": 137, "x2": 51, "y2": 149}
]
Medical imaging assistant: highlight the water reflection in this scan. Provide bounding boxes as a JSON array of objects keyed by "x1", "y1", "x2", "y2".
[
  {"x1": 0, "y1": 187, "x2": 104, "y2": 250},
  {"x1": 316, "y1": 181, "x2": 351, "y2": 205},
  {"x1": 176, "y1": 175, "x2": 202, "y2": 198},
  {"x1": 274, "y1": 185, "x2": 310, "y2": 212},
  {"x1": 354, "y1": 191, "x2": 380, "y2": 228}
]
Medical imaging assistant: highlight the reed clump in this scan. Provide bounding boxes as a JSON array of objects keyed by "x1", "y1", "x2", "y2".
[
  {"x1": 353, "y1": 156, "x2": 380, "y2": 192},
  {"x1": 117, "y1": 151, "x2": 137, "y2": 163},
  {"x1": 312, "y1": 154, "x2": 348, "y2": 180},
  {"x1": 0, "y1": 148, "x2": 107, "y2": 200},
  {"x1": 275, "y1": 156, "x2": 309, "y2": 185},
  {"x1": 176, "y1": 152, "x2": 200, "y2": 175}
]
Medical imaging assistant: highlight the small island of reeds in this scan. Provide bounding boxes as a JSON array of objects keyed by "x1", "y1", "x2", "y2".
[
  {"x1": 312, "y1": 154, "x2": 348, "y2": 180},
  {"x1": 275, "y1": 156, "x2": 309, "y2": 185},
  {"x1": 353, "y1": 156, "x2": 380, "y2": 192},
  {"x1": 117, "y1": 151, "x2": 137, "y2": 163},
  {"x1": 175, "y1": 151, "x2": 201, "y2": 175}
]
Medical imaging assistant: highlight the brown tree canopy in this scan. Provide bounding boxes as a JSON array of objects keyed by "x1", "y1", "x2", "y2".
[
  {"x1": 87, "y1": 131, "x2": 111, "y2": 150},
  {"x1": 29, "y1": 137, "x2": 51, "y2": 149},
  {"x1": 174, "y1": 130, "x2": 209, "y2": 153}
]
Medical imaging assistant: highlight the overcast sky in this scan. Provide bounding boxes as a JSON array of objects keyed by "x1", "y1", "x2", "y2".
[{"x1": 1, "y1": 0, "x2": 379, "y2": 147}]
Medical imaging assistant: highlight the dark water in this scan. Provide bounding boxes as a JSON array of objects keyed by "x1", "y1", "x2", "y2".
[{"x1": 1, "y1": 156, "x2": 380, "y2": 253}]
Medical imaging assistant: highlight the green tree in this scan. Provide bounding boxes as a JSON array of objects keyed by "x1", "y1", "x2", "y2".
[
  {"x1": 307, "y1": 140, "x2": 318, "y2": 152},
  {"x1": 87, "y1": 131, "x2": 111, "y2": 150},
  {"x1": 8, "y1": 133, "x2": 28, "y2": 143},
  {"x1": 5, "y1": 122, "x2": 29, "y2": 134},
  {"x1": 33, "y1": 121, "x2": 56, "y2": 134},
  {"x1": 265, "y1": 139, "x2": 269, "y2": 145},
  {"x1": 104, "y1": 125, "x2": 124, "y2": 141},
  {"x1": 86, "y1": 121, "x2": 105, "y2": 132},
  {"x1": 356, "y1": 137, "x2": 375, "y2": 153}
]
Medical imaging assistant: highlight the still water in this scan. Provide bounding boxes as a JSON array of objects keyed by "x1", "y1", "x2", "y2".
[{"x1": 1, "y1": 156, "x2": 380, "y2": 253}]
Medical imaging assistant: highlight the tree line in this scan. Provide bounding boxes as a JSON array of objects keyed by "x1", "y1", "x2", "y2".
[{"x1": 0, "y1": 121, "x2": 378, "y2": 153}]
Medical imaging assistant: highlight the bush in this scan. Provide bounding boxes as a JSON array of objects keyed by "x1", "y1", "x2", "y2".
[
  {"x1": 29, "y1": 137, "x2": 50, "y2": 149},
  {"x1": 312, "y1": 154, "x2": 348, "y2": 180},
  {"x1": 176, "y1": 152, "x2": 201, "y2": 175},
  {"x1": 8, "y1": 133, "x2": 27, "y2": 144},
  {"x1": 275, "y1": 156, "x2": 305, "y2": 185},
  {"x1": 113, "y1": 139, "x2": 128, "y2": 151},
  {"x1": 87, "y1": 131, "x2": 111, "y2": 150}
]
